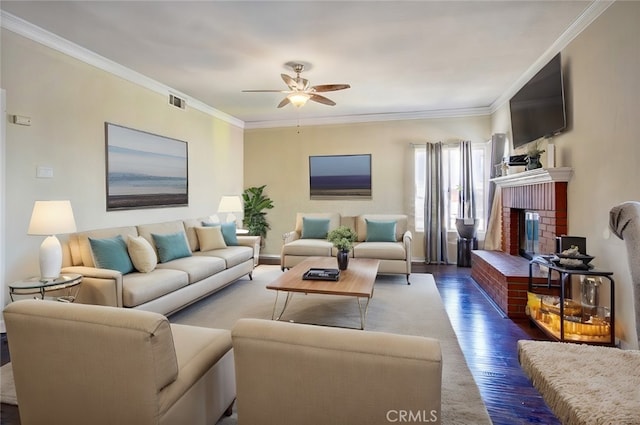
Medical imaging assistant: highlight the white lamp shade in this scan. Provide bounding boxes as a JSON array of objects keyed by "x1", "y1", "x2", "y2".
[
  {"x1": 28, "y1": 200, "x2": 77, "y2": 235},
  {"x1": 28, "y1": 200, "x2": 76, "y2": 280},
  {"x1": 288, "y1": 93, "x2": 310, "y2": 108},
  {"x1": 217, "y1": 196, "x2": 243, "y2": 213}
]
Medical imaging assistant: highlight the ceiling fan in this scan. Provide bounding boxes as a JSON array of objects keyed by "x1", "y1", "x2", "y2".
[{"x1": 242, "y1": 63, "x2": 350, "y2": 108}]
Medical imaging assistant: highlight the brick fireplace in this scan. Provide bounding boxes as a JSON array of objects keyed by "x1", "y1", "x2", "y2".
[{"x1": 471, "y1": 167, "x2": 573, "y2": 318}]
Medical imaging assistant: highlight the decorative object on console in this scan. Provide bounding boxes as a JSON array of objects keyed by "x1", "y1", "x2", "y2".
[
  {"x1": 327, "y1": 225, "x2": 357, "y2": 270},
  {"x1": 218, "y1": 195, "x2": 243, "y2": 226},
  {"x1": 27, "y1": 200, "x2": 77, "y2": 279}
]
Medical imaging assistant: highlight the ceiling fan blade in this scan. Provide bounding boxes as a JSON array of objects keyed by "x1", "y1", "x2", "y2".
[
  {"x1": 311, "y1": 84, "x2": 351, "y2": 92},
  {"x1": 277, "y1": 97, "x2": 291, "y2": 108},
  {"x1": 242, "y1": 89, "x2": 289, "y2": 93},
  {"x1": 310, "y1": 94, "x2": 336, "y2": 106},
  {"x1": 281, "y1": 73, "x2": 297, "y2": 90}
]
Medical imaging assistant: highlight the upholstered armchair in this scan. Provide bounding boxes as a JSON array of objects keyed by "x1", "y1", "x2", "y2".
[
  {"x1": 231, "y1": 318, "x2": 442, "y2": 425},
  {"x1": 3, "y1": 300, "x2": 236, "y2": 425}
]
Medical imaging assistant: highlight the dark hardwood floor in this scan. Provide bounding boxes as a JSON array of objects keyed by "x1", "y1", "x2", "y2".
[{"x1": 0, "y1": 264, "x2": 559, "y2": 425}]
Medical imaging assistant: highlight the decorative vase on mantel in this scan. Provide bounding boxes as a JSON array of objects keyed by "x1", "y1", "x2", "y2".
[
  {"x1": 526, "y1": 155, "x2": 542, "y2": 170},
  {"x1": 337, "y1": 250, "x2": 350, "y2": 271}
]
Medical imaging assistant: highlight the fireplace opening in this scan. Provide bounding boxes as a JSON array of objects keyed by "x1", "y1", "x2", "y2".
[{"x1": 519, "y1": 210, "x2": 540, "y2": 259}]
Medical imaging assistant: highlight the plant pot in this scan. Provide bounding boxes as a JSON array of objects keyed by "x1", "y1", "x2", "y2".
[
  {"x1": 337, "y1": 250, "x2": 349, "y2": 271},
  {"x1": 526, "y1": 155, "x2": 542, "y2": 170}
]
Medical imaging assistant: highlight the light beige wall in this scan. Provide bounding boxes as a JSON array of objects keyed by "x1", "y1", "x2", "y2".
[
  {"x1": 244, "y1": 116, "x2": 491, "y2": 259},
  {"x1": 1, "y1": 29, "x2": 244, "y2": 288},
  {"x1": 491, "y1": 1, "x2": 640, "y2": 349}
]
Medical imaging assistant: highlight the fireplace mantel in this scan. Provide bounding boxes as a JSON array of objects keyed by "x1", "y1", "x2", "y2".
[{"x1": 491, "y1": 167, "x2": 573, "y2": 188}]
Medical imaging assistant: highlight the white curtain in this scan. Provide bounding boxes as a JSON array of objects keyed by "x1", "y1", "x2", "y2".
[{"x1": 423, "y1": 142, "x2": 449, "y2": 264}]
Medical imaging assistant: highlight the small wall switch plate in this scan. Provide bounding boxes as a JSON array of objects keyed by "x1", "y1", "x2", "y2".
[
  {"x1": 36, "y1": 166, "x2": 54, "y2": 178},
  {"x1": 12, "y1": 115, "x2": 32, "y2": 126}
]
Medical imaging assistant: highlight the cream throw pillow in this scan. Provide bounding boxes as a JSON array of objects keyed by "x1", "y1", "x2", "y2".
[
  {"x1": 127, "y1": 235, "x2": 157, "y2": 273},
  {"x1": 196, "y1": 226, "x2": 227, "y2": 251}
]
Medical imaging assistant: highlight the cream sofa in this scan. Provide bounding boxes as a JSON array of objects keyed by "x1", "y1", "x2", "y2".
[
  {"x1": 61, "y1": 218, "x2": 260, "y2": 316},
  {"x1": 231, "y1": 318, "x2": 442, "y2": 425},
  {"x1": 4, "y1": 299, "x2": 236, "y2": 425},
  {"x1": 281, "y1": 213, "x2": 412, "y2": 283}
]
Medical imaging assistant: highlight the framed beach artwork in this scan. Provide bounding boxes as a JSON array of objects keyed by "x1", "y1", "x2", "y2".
[
  {"x1": 105, "y1": 123, "x2": 188, "y2": 210},
  {"x1": 309, "y1": 154, "x2": 372, "y2": 200}
]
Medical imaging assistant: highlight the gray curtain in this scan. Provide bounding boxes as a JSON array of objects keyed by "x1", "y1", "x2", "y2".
[{"x1": 423, "y1": 142, "x2": 449, "y2": 264}]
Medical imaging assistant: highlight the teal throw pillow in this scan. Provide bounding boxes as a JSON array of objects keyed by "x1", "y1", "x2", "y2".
[
  {"x1": 152, "y1": 232, "x2": 192, "y2": 263},
  {"x1": 365, "y1": 219, "x2": 397, "y2": 242},
  {"x1": 202, "y1": 221, "x2": 238, "y2": 246},
  {"x1": 301, "y1": 217, "x2": 330, "y2": 239},
  {"x1": 89, "y1": 235, "x2": 134, "y2": 274}
]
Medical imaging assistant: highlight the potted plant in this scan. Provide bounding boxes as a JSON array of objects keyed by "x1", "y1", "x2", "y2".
[
  {"x1": 327, "y1": 226, "x2": 357, "y2": 270},
  {"x1": 242, "y1": 185, "x2": 274, "y2": 246},
  {"x1": 526, "y1": 142, "x2": 545, "y2": 170}
]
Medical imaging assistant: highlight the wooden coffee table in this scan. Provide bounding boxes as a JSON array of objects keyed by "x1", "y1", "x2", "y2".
[{"x1": 267, "y1": 256, "x2": 380, "y2": 329}]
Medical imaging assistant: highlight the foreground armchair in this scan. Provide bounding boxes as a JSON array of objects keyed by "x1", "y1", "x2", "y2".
[
  {"x1": 3, "y1": 300, "x2": 235, "y2": 425},
  {"x1": 231, "y1": 318, "x2": 442, "y2": 425}
]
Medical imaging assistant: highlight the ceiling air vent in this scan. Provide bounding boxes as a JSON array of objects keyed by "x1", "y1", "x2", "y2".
[{"x1": 169, "y1": 94, "x2": 186, "y2": 109}]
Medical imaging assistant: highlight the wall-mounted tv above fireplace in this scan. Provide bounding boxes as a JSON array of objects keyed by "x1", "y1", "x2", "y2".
[{"x1": 509, "y1": 53, "x2": 567, "y2": 149}]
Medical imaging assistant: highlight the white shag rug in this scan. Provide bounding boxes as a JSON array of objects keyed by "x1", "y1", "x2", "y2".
[
  {"x1": 1, "y1": 362, "x2": 17, "y2": 405},
  {"x1": 518, "y1": 340, "x2": 640, "y2": 425}
]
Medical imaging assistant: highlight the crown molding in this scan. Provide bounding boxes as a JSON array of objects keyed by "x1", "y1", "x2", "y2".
[
  {"x1": 244, "y1": 106, "x2": 492, "y2": 130},
  {"x1": 490, "y1": 0, "x2": 615, "y2": 113},
  {"x1": 0, "y1": 11, "x2": 245, "y2": 129}
]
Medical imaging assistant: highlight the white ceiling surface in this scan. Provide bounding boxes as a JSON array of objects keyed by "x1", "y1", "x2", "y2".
[{"x1": 1, "y1": 1, "x2": 605, "y2": 128}]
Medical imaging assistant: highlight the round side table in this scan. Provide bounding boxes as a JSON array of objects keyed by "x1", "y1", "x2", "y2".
[{"x1": 8, "y1": 273, "x2": 82, "y2": 303}]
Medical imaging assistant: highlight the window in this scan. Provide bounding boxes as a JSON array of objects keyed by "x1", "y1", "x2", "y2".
[{"x1": 414, "y1": 143, "x2": 486, "y2": 232}]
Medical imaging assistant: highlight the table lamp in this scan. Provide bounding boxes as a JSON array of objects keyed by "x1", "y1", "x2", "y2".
[
  {"x1": 217, "y1": 196, "x2": 243, "y2": 226},
  {"x1": 27, "y1": 200, "x2": 77, "y2": 280}
]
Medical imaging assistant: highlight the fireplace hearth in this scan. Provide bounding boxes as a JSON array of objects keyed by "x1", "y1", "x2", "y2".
[{"x1": 471, "y1": 167, "x2": 573, "y2": 318}]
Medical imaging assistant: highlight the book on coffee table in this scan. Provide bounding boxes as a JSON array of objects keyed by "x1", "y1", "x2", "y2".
[{"x1": 302, "y1": 268, "x2": 340, "y2": 281}]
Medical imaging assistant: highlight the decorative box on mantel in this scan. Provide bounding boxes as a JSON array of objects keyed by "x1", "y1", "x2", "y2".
[{"x1": 471, "y1": 167, "x2": 573, "y2": 319}]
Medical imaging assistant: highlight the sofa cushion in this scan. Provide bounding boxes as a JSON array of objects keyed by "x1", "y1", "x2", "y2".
[
  {"x1": 195, "y1": 246, "x2": 253, "y2": 268},
  {"x1": 126, "y1": 235, "x2": 157, "y2": 273},
  {"x1": 122, "y1": 268, "x2": 189, "y2": 307},
  {"x1": 301, "y1": 217, "x2": 330, "y2": 239},
  {"x1": 365, "y1": 219, "x2": 397, "y2": 242},
  {"x1": 73, "y1": 226, "x2": 139, "y2": 267},
  {"x1": 353, "y1": 241, "x2": 407, "y2": 260},
  {"x1": 356, "y1": 214, "x2": 408, "y2": 242},
  {"x1": 156, "y1": 256, "x2": 226, "y2": 284},
  {"x1": 295, "y1": 213, "x2": 341, "y2": 236},
  {"x1": 195, "y1": 226, "x2": 227, "y2": 251},
  {"x1": 89, "y1": 235, "x2": 134, "y2": 274},
  {"x1": 282, "y1": 239, "x2": 334, "y2": 257},
  {"x1": 202, "y1": 221, "x2": 238, "y2": 246},
  {"x1": 152, "y1": 232, "x2": 193, "y2": 263}
]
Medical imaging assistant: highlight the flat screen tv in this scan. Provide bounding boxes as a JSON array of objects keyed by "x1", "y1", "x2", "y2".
[{"x1": 509, "y1": 53, "x2": 567, "y2": 149}]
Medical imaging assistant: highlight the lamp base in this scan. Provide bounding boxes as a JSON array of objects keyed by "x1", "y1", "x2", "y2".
[{"x1": 40, "y1": 235, "x2": 62, "y2": 280}]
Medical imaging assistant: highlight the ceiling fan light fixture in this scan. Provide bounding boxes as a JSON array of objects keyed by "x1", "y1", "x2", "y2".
[{"x1": 288, "y1": 92, "x2": 311, "y2": 108}]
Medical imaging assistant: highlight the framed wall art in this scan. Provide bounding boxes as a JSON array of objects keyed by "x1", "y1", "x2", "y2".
[
  {"x1": 309, "y1": 154, "x2": 372, "y2": 200},
  {"x1": 105, "y1": 122, "x2": 188, "y2": 210}
]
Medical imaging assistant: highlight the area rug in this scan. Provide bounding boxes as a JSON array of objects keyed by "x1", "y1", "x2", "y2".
[
  {"x1": 518, "y1": 340, "x2": 640, "y2": 425},
  {"x1": 1, "y1": 362, "x2": 17, "y2": 405},
  {"x1": 171, "y1": 265, "x2": 492, "y2": 425}
]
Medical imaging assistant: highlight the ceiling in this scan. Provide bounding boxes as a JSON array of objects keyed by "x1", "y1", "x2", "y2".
[{"x1": 1, "y1": 1, "x2": 607, "y2": 128}]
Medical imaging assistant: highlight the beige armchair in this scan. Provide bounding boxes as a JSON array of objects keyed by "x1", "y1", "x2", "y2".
[
  {"x1": 3, "y1": 299, "x2": 236, "y2": 425},
  {"x1": 231, "y1": 318, "x2": 442, "y2": 425}
]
